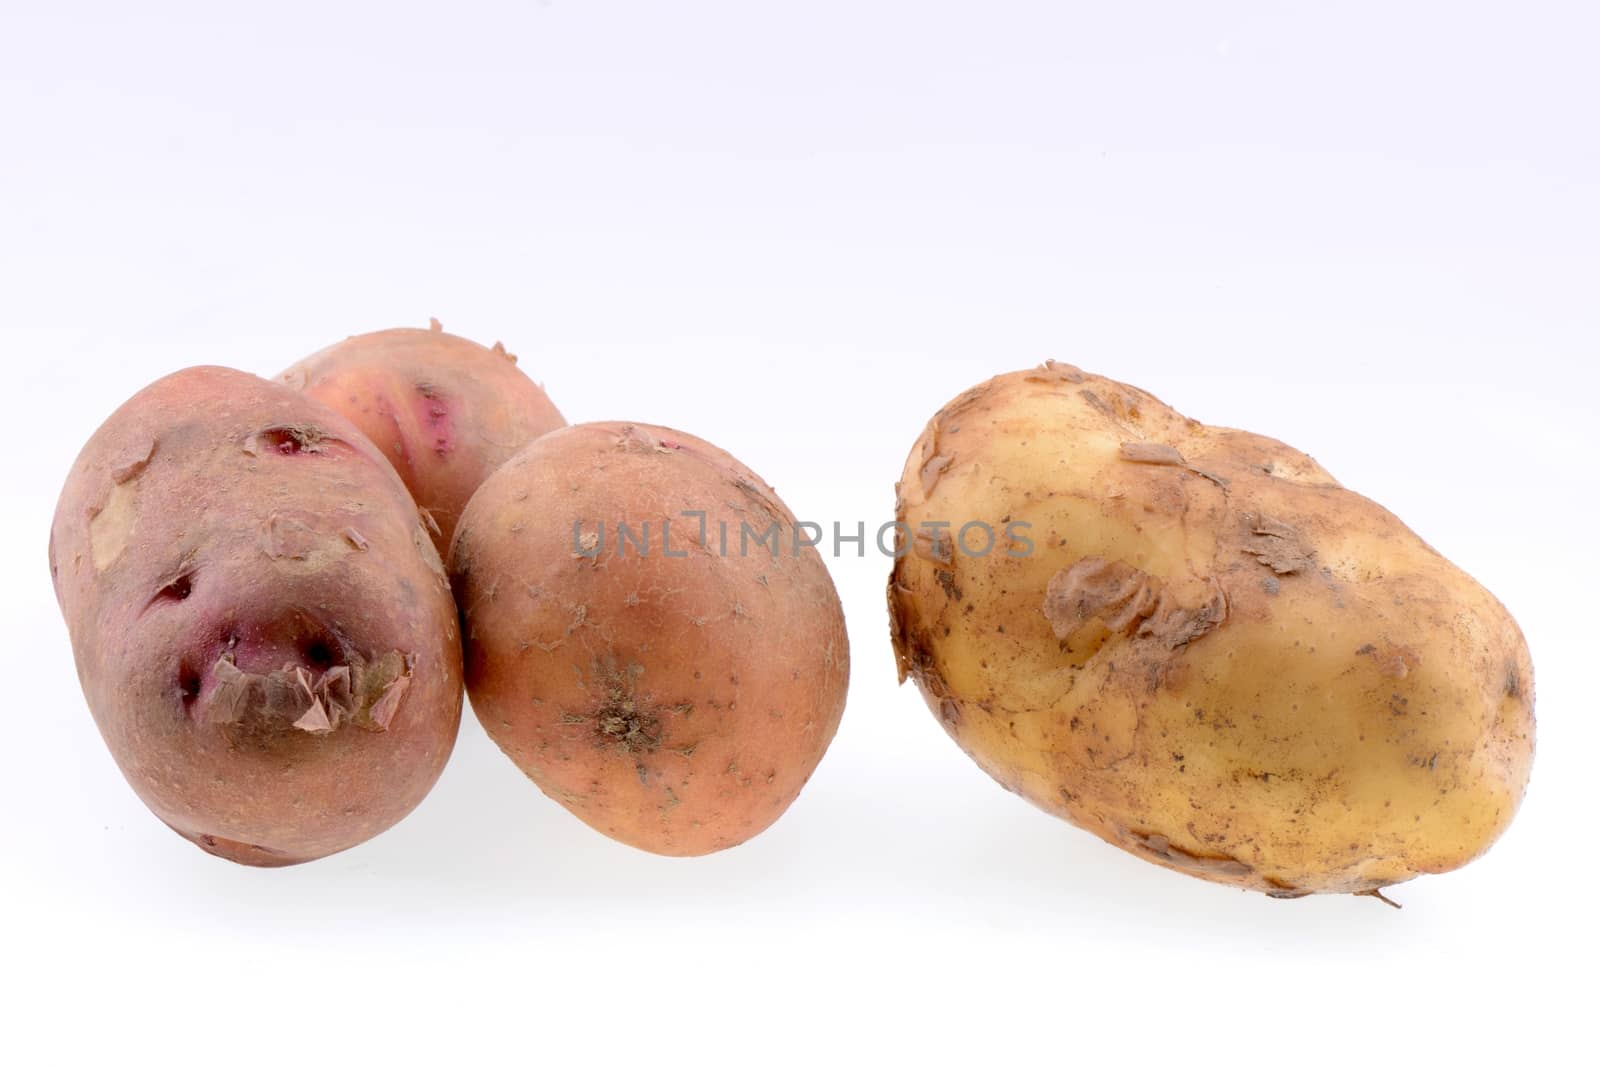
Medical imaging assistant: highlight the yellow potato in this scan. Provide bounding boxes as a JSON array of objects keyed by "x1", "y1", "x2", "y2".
[{"x1": 888, "y1": 362, "x2": 1534, "y2": 898}]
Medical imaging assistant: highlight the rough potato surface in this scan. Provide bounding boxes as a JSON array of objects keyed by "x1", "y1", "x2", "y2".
[
  {"x1": 449, "y1": 422, "x2": 850, "y2": 856},
  {"x1": 50, "y1": 367, "x2": 464, "y2": 866},
  {"x1": 279, "y1": 320, "x2": 565, "y2": 553},
  {"x1": 889, "y1": 362, "x2": 1534, "y2": 897}
]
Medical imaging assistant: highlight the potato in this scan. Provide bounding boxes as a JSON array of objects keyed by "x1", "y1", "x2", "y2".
[
  {"x1": 889, "y1": 362, "x2": 1534, "y2": 898},
  {"x1": 279, "y1": 320, "x2": 565, "y2": 553},
  {"x1": 448, "y1": 422, "x2": 849, "y2": 855},
  {"x1": 50, "y1": 367, "x2": 464, "y2": 866}
]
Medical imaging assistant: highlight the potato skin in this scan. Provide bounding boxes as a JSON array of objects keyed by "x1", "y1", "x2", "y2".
[
  {"x1": 279, "y1": 321, "x2": 565, "y2": 554},
  {"x1": 50, "y1": 367, "x2": 463, "y2": 866},
  {"x1": 889, "y1": 362, "x2": 1534, "y2": 897},
  {"x1": 448, "y1": 422, "x2": 849, "y2": 856}
]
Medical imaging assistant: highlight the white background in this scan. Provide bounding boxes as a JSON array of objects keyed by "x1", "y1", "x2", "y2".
[{"x1": 3, "y1": 2, "x2": 1595, "y2": 1064}]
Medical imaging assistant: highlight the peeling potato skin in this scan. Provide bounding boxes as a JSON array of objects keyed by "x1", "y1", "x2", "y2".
[
  {"x1": 448, "y1": 422, "x2": 850, "y2": 856},
  {"x1": 50, "y1": 367, "x2": 464, "y2": 866},
  {"x1": 889, "y1": 362, "x2": 1535, "y2": 897},
  {"x1": 278, "y1": 322, "x2": 566, "y2": 554}
]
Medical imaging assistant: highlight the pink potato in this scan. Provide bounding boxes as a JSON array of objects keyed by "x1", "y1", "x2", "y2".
[
  {"x1": 50, "y1": 366, "x2": 464, "y2": 866},
  {"x1": 279, "y1": 321, "x2": 566, "y2": 554},
  {"x1": 448, "y1": 423, "x2": 850, "y2": 856}
]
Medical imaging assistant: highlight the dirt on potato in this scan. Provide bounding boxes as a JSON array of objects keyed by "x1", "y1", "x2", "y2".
[{"x1": 889, "y1": 361, "x2": 1535, "y2": 898}]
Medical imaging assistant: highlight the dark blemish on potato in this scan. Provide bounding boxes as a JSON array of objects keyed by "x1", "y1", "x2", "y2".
[
  {"x1": 936, "y1": 569, "x2": 963, "y2": 602},
  {"x1": 250, "y1": 425, "x2": 333, "y2": 456},
  {"x1": 593, "y1": 685, "x2": 662, "y2": 755},
  {"x1": 1358, "y1": 641, "x2": 1418, "y2": 679},
  {"x1": 145, "y1": 555, "x2": 201, "y2": 613},
  {"x1": 159, "y1": 572, "x2": 192, "y2": 601},
  {"x1": 178, "y1": 663, "x2": 202, "y2": 706},
  {"x1": 906, "y1": 634, "x2": 950, "y2": 701},
  {"x1": 1145, "y1": 662, "x2": 1166, "y2": 693},
  {"x1": 1504, "y1": 664, "x2": 1522, "y2": 699}
]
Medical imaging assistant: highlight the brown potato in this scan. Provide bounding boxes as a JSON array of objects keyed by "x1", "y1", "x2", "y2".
[
  {"x1": 279, "y1": 320, "x2": 565, "y2": 553},
  {"x1": 889, "y1": 362, "x2": 1534, "y2": 898},
  {"x1": 50, "y1": 367, "x2": 463, "y2": 866},
  {"x1": 448, "y1": 422, "x2": 849, "y2": 855}
]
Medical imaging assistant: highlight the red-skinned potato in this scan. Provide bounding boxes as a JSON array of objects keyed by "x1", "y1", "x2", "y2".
[
  {"x1": 278, "y1": 320, "x2": 565, "y2": 554},
  {"x1": 448, "y1": 422, "x2": 850, "y2": 856},
  {"x1": 50, "y1": 367, "x2": 463, "y2": 866}
]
